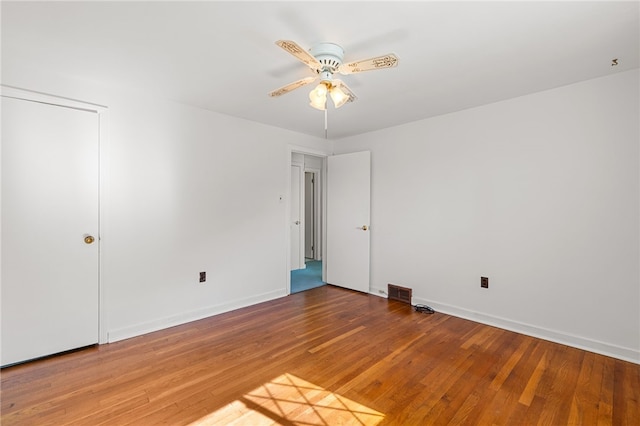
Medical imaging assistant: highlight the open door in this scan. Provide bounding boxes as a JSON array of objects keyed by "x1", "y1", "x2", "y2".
[{"x1": 325, "y1": 151, "x2": 371, "y2": 293}]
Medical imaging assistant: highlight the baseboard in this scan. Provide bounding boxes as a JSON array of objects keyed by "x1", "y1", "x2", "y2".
[
  {"x1": 369, "y1": 287, "x2": 388, "y2": 298},
  {"x1": 107, "y1": 287, "x2": 639, "y2": 364},
  {"x1": 107, "y1": 289, "x2": 287, "y2": 343},
  {"x1": 412, "y1": 296, "x2": 639, "y2": 364}
]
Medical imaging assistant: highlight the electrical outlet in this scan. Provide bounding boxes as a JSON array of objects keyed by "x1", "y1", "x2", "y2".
[
  {"x1": 199, "y1": 272, "x2": 206, "y2": 283},
  {"x1": 481, "y1": 277, "x2": 489, "y2": 288}
]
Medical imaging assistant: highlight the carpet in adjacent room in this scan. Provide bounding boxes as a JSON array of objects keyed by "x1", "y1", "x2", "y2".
[{"x1": 291, "y1": 260, "x2": 324, "y2": 293}]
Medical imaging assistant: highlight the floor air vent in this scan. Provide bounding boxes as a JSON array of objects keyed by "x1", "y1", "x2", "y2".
[{"x1": 388, "y1": 284, "x2": 412, "y2": 304}]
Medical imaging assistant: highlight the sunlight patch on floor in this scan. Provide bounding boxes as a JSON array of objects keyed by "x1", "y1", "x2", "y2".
[{"x1": 189, "y1": 373, "x2": 385, "y2": 425}]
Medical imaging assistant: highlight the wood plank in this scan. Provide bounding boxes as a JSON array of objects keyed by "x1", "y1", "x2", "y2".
[
  {"x1": 519, "y1": 350, "x2": 549, "y2": 406},
  {"x1": 613, "y1": 358, "x2": 640, "y2": 425},
  {"x1": 1, "y1": 285, "x2": 638, "y2": 425},
  {"x1": 307, "y1": 325, "x2": 366, "y2": 353}
]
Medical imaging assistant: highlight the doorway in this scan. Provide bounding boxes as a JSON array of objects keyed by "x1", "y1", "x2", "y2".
[
  {"x1": 286, "y1": 148, "x2": 372, "y2": 295},
  {"x1": 290, "y1": 151, "x2": 325, "y2": 293}
]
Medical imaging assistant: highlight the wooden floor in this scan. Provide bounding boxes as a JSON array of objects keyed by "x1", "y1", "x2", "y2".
[{"x1": 1, "y1": 285, "x2": 638, "y2": 425}]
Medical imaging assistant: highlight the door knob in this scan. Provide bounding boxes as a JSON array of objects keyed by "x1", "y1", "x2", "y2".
[
  {"x1": 361, "y1": 225, "x2": 368, "y2": 231},
  {"x1": 84, "y1": 235, "x2": 95, "y2": 244},
  {"x1": 294, "y1": 221, "x2": 300, "y2": 225}
]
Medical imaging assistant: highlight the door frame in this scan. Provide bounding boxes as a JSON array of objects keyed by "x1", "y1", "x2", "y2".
[
  {"x1": 290, "y1": 161, "x2": 304, "y2": 271},
  {"x1": 1, "y1": 85, "x2": 109, "y2": 344},
  {"x1": 304, "y1": 168, "x2": 322, "y2": 261},
  {"x1": 286, "y1": 145, "x2": 329, "y2": 295}
]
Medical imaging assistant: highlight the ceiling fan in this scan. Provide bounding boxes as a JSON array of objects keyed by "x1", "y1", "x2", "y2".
[{"x1": 268, "y1": 40, "x2": 399, "y2": 111}]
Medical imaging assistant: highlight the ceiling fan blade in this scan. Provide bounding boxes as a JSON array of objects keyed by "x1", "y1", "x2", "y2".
[
  {"x1": 275, "y1": 40, "x2": 322, "y2": 71},
  {"x1": 339, "y1": 53, "x2": 399, "y2": 75},
  {"x1": 268, "y1": 76, "x2": 317, "y2": 97},
  {"x1": 333, "y1": 80, "x2": 357, "y2": 104}
]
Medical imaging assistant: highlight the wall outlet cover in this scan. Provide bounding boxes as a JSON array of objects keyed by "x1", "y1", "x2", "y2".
[{"x1": 481, "y1": 277, "x2": 489, "y2": 288}]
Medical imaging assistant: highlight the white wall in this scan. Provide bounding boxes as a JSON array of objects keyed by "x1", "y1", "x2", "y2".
[
  {"x1": 332, "y1": 69, "x2": 640, "y2": 363},
  {"x1": 2, "y1": 65, "x2": 330, "y2": 342}
]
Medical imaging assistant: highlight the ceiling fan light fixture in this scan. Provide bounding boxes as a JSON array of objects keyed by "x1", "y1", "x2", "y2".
[
  {"x1": 329, "y1": 86, "x2": 349, "y2": 108},
  {"x1": 309, "y1": 83, "x2": 328, "y2": 110}
]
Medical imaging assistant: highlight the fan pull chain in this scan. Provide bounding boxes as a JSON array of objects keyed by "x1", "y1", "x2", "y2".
[{"x1": 324, "y1": 108, "x2": 328, "y2": 139}]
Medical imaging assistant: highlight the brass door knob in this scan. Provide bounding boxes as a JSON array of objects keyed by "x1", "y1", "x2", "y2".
[
  {"x1": 84, "y1": 235, "x2": 95, "y2": 244},
  {"x1": 361, "y1": 225, "x2": 368, "y2": 231}
]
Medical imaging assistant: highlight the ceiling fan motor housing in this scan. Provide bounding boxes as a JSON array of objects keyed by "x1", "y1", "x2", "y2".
[{"x1": 310, "y1": 42, "x2": 344, "y2": 76}]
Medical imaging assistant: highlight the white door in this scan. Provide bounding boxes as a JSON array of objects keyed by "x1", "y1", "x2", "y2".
[
  {"x1": 290, "y1": 164, "x2": 303, "y2": 270},
  {"x1": 325, "y1": 151, "x2": 371, "y2": 293},
  {"x1": 1, "y1": 96, "x2": 99, "y2": 366}
]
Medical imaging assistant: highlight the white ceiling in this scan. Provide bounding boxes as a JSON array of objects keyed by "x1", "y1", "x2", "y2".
[{"x1": 2, "y1": 1, "x2": 639, "y2": 140}]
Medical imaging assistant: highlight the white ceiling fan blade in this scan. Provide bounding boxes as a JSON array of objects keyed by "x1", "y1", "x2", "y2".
[
  {"x1": 275, "y1": 40, "x2": 322, "y2": 71},
  {"x1": 339, "y1": 53, "x2": 399, "y2": 75},
  {"x1": 268, "y1": 76, "x2": 317, "y2": 97}
]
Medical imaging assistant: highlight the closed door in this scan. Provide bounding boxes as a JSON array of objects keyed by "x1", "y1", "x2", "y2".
[
  {"x1": 325, "y1": 151, "x2": 371, "y2": 293},
  {"x1": 1, "y1": 96, "x2": 99, "y2": 366}
]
